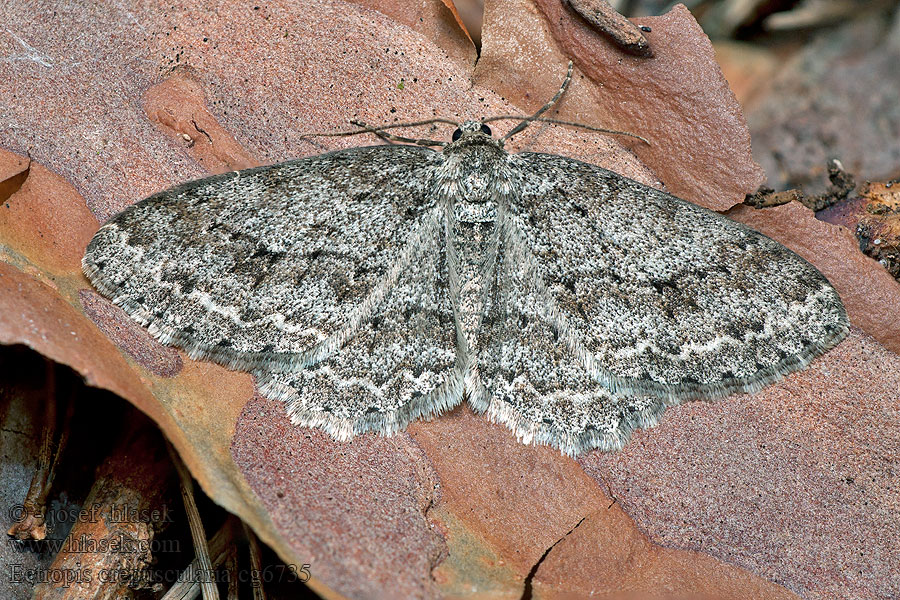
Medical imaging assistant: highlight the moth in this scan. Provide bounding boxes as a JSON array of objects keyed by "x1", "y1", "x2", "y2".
[{"x1": 83, "y1": 64, "x2": 848, "y2": 456}]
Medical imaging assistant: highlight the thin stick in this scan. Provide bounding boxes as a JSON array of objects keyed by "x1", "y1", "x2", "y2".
[
  {"x1": 161, "y1": 518, "x2": 237, "y2": 600},
  {"x1": 483, "y1": 116, "x2": 649, "y2": 144},
  {"x1": 566, "y1": 0, "x2": 653, "y2": 57},
  {"x1": 242, "y1": 522, "x2": 267, "y2": 600},
  {"x1": 167, "y1": 441, "x2": 220, "y2": 600},
  {"x1": 8, "y1": 361, "x2": 74, "y2": 541},
  {"x1": 501, "y1": 62, "x2": 574, "y2": 142}
]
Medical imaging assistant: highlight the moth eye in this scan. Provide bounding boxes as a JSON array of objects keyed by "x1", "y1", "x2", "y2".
[
  {"x1": 480, "y1": 123, "x2": 492, "y2": 136},
  {"x1": 452, "y1": 128, "x2": 462, "y2": 141}
]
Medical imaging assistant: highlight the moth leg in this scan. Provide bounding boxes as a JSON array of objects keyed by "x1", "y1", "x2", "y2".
[{"x1": 350, "y1": 120, "x2": 447, "y2": 148}]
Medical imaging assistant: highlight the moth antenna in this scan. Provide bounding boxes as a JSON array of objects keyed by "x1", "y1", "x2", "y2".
[
  {"x1": 483, "y1": 116, "x2": 650, "y2": 145},
  {"x1": 303, "y1": 117, "x2": 458, "y2": 147},
  {"x1": 501, "y1": 61, "x2": 574, "y2": 142}
]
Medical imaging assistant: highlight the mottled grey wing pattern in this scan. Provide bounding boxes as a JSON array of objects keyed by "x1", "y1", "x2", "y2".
[
  {"x1": 505, "y1": 152, "x2": 849, "y2": 400},
  {"x1": 82, "y1": 117, "x2": 851, "y2": 456},
  {"x1": 475, "y1": 223, "x2": 670, "y2": 455},
  {"x1": 83, "y1": 145, "x2": 443, "y2": 372},
  {"x1": 256, "y1": 218, "x2": 462, "y2": 439}
]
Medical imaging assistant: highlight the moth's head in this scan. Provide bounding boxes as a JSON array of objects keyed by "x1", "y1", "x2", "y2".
[{"x1": 448, "y1": 120, "x2": 504, "y2": 150}]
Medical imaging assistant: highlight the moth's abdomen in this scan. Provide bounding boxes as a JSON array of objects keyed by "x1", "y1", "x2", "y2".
[{"x1": 447, "y1": 213, "x2": 498, "y2": 355}]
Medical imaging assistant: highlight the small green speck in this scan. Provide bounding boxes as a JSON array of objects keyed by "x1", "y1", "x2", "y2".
[{"x1": 397, "y1": 79, "x2": 405, "y2": 90}]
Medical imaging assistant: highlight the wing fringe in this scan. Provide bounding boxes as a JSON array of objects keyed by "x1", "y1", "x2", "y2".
[{"x1": 257, "y1": 368, "x2": 466, "y2": 440}]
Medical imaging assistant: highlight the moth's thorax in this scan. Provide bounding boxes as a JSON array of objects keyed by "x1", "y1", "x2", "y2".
[{"x1": 440, "y1": 133, "x2": 509, "y2": 224}]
